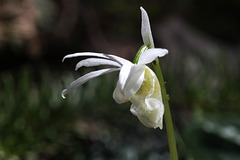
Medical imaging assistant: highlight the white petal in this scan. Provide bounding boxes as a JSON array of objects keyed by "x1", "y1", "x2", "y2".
[
  {"x1": 112, "y1": 82, "x2": 125, "y2": 104},
  {"x1": 122, "y1": 65, "x2": 145, "y2": 99},
  {"x1": 140, "y1": 7, "x2": 154, "y2": 48},
  {"x1": 138, "y1": 48, "x2": 168, "y2": 64},
  {"x1": 75, "y1": 58, "x2": 121, "y2": 70},
  {"x1": 62, "y1": 52, "x2": 132, "y2": 66},
  {"x1": 113, "y1": 65, "x2": 145, "y2": 103},
  {"x1": 62, "y1": 68, "x2": 119, "y2": 98},
  {"x1": 108, "y1": 55, "x2": 132, "y2": 66},
  {"x1": 63, "y1": 52, "x2": 107, "y2": 61},
  {"x1": 117, "y1": 65, "x2": 132, "y2": 93}
]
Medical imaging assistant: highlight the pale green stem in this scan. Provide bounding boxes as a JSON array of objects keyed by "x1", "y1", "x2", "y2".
[{"x1": 152, "y1": 58, "x2": 178, "y2": 160}]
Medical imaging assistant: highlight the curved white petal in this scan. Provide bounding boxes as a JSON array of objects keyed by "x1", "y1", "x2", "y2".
[
  {"x1": 108, "y1": 55, "x2": 132, "y2": 66},
  {"x1": 112, "y1": 82, "x2": 125, "y2": 104},
  {"x1": 62, "y1": 52, "x2": 132, "y2": 66},
  {"x1": 117, "y1": 65, "x2": 132, "y2": 93},
  {"x1": 63, "y1": 52, "x2": 107, "y2": 62},
  {"x1": 122, "y1": 65, "x2": 145, "y2": 99},
  {"x1": 140, "y1": 7, "x2": 154, "y2": 48},
  {"x1": 138, "y1": 48, "x2": 168, "y2": 64},
  {"x1": 113, "y1": 65, "x2": 145, "y2": 104},
  {"x1": 62, "y1": 68, "x2": 120, "y2": 98},
  {"x1": 75, "y1": 58, "x2": 121, "y2": 70}
]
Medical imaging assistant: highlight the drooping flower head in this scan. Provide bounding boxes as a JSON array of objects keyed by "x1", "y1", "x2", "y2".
[{"x1": 62, "y1": 7, "x2": 168, "y2": 129}]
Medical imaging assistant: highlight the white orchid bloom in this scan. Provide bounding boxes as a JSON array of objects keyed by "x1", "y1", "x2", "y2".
[{"x1": 62, "y1": 7, "x2": 168, "y2": 129}]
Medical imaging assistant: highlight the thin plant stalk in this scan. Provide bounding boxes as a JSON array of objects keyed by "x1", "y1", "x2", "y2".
[{"x1": 152, "y1": 58, "x2": 178, "y2": 160}]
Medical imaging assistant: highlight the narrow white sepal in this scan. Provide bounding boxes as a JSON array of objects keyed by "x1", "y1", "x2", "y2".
[
  {"x1": 62, "y1": 68, "x2": 120, "y2": 98},
  {"x1": 140, "y1": 7, "x2": 154, "y2": 48},
  {"x1": 62, "y1": 52, "x2": 108, "y2": 62},
  {"x1": 138, "y1": 48, "x2": 168, "y2": 65},
  {"x1": 75, "y1": 58, "x2": 121, "y2": 70},
  {"x1": 62, "y1": 52, "x2": 132, "y2": 66}
]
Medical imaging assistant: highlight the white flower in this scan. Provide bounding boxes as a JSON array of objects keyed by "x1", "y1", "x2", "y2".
[{"x1": 62, "y1": 7, "x2": 168, "y2": 129}]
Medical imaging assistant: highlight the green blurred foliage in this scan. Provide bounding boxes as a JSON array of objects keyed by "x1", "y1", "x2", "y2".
[
  {"x1": 183, "y1": 114, "x2": 240, "y2": 160},
  {"x1": 0, "y1": 67, "x2": 80, "y2": 156}
]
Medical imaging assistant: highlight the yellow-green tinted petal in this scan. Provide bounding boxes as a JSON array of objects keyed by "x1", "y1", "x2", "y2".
[{"x1": 130, "y1": 66, "x2": 164, "y2": 129}]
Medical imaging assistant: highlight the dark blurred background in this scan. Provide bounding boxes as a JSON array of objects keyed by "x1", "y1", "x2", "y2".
[{"x1": 0, "y1": 0, "x2": 240, "y2": 160}]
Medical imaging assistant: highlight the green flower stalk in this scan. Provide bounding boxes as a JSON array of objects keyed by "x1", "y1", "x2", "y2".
[{"x1": 62, "y1": 6, "x2": 178, "y2": 159}]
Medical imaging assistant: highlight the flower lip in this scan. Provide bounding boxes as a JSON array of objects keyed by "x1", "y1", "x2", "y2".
[{"x1": 129, "y1": 66, "x2": 164, "y2": 129}]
